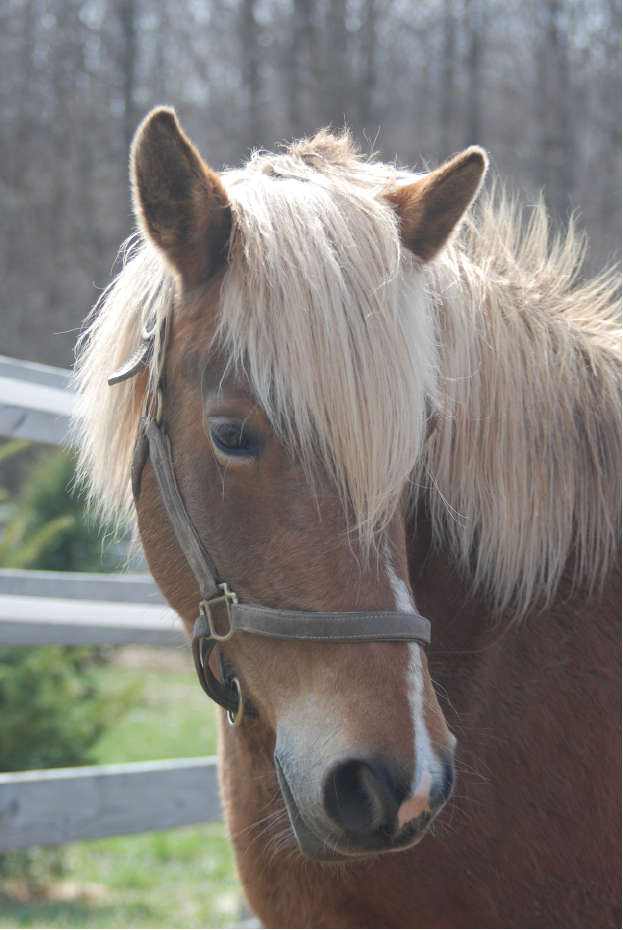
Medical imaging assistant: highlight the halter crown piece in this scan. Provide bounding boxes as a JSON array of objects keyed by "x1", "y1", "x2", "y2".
[{"x1": 108, "y1": 327, "x2": 432, "y2": 727}]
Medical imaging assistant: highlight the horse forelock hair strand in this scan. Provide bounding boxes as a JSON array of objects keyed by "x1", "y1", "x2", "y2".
[
  {"x1": 74, "y1": 238, "x2": 176, "y2": 531},
  {"x1": 74, "y1": 132, "x2": 621, "y2": 618},
  {"x1": 216, "y1": 131, "x2": 438, "y2": 548}
]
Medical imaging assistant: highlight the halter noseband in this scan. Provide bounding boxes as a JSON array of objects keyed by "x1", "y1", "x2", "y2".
[{"x1": 109, "y1": 331, "x2": 431, "y2": 726}]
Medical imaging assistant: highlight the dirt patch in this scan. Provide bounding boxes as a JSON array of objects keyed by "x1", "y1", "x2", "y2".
[
  {"x1": 112, "y1": 644, "x2": 193, "y2": 671},
  {"x1": 0, "y1": 880, "x2": 108, "y2": 905}
]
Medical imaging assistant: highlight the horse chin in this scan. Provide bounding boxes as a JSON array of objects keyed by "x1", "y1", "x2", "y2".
[{"x1": 274, "y1": 758, "x2": 433, "y2": 863}]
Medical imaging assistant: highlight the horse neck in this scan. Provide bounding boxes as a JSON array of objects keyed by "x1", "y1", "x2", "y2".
[{"x1": 406, "y1": 504, "x2": 621, "y2": 706}]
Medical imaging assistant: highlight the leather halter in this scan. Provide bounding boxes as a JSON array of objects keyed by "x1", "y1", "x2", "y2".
[{"x1": 109, "y1": 331, "x2": 431, "y2": 725}]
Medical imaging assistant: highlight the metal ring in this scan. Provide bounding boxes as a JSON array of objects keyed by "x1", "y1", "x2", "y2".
[{"x1": 227, "y1": 677, "x2": 244, "y2": 728}]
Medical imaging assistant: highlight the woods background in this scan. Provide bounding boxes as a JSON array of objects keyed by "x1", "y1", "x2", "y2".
[{"x1": 0, "y1": 0, "x2": 620, "y2": 369}]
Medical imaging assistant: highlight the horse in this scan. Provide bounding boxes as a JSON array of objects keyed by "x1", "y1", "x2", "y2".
[{"x1": 74, "y1": 107, "x2": 621, "y2": 929}]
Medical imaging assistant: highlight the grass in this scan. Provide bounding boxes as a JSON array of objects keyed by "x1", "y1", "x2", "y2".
[
  {"x1": 89, "y1": 664, "x2": 220, "y2": 763},
  {"x1": 0, "y1": 825, "x2": 242, "y2": 929},
  {"x1": 0, "y1": 653, "x2": 248, "y2": 929}
]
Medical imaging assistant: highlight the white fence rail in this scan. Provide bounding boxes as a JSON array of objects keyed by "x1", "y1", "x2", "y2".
[
  {"x1": 0, "y1": 355, "x2": 76, "y2": 446},
  {"x1": 0, "y1": 567, "x2": 203, "y2": 851},
  {"x1": 0, "y1": 758, "x2": 221, "y2": 852},
  {"x1": 0, "y1": 569, "x2": 185, "y2": 646},
  {"x1": 0, "y1": 359, "x2": 220, "y2": 855}
]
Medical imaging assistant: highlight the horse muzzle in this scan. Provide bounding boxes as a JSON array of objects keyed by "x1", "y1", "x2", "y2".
[{"x1": 274, "y1": 749, "x2": 455, "y2": 862}]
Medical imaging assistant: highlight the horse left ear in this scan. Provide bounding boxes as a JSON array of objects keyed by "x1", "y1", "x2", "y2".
[
  {"x1": 131, "y1": 107, "x2": 232, "y2": 285},
  {"x1": 387, "y1": 146, "x2": 488, "y2": 262}
]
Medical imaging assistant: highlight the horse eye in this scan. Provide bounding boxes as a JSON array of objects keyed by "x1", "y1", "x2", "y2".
[{"x1": 210, "y1": 421, "x2": 250, "y2": 454}]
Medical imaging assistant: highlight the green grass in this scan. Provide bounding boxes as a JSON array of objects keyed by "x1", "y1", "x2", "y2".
[
  {"x1": 89, "y1": 665, "x2": 220, "y2": 764},
  {"x1": 0, "y1": 825, "x2": 242, "y2": 929},
  {"x1": 0, "y1": 658, "x2": 247, "y2": 929}
]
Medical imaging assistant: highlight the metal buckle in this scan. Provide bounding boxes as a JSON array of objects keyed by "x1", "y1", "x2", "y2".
[{"x1": 199, "y1": 583, "x2": 238, "y2": 642}]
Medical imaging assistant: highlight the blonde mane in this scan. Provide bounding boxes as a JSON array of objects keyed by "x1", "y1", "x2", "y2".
[
  {"x1": 74, "y1": 133, "x2": 621, "y2": 618},
  {"x1": 417, "y1": 191, "x2": 621, "y2": 616}
]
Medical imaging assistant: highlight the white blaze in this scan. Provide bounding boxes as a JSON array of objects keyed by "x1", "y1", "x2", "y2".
[
  {"x1": 384, "y1": 546, "x2": 440, "y2": 827},
  {"x1": 398, "y1": 642, "x2": 441, "y2": 825},
  {"x1": 384, "y1": 545, "x2": 415, "y2": 613}
]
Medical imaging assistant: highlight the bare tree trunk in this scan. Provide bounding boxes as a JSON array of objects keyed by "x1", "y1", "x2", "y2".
[
  {"x1": 287, "y1": 0, "x2": 315, "y2": 138},
  {"x1": 440, "y1": 0, "x2": 457, "y2": 157},
  {"x1": 116, "y1": 0, "x2": 138, "y2": 158},
  {"x1": 325, "y1": 0, "x2": 349, "y2": 126},
  {"x1": 464, "y1": 0, "x2": 485, "y2": 146},
  {"x1": 599, "y1": 0, "x2": 621, "y2": 234},
  {"x1": 538, "y1": 0, "x2": 574, "y2": 217},
  {"x1": 359, "y1": 0, "x2": 378, "y2": 130},
  {"x1": 241, "y1": 0, "x2": 263, "y2": 149}
]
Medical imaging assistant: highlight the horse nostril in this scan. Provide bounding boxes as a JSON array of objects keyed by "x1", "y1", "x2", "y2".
[{"x1": 322, "y1": 758, "x2": 406, "y2": 836}]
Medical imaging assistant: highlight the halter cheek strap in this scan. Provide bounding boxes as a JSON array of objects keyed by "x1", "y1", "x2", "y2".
[
  {"x1": 132, "y1": 409, "x2": 255, "y2": 718},
  {"x1": 112, "y1": 355, "x2": 432, "y2": 725}
]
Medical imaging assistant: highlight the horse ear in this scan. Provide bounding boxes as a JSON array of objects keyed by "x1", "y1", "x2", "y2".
[
  {"x1": 130, "y1": 107, "x2": 232, "y2": 285},
  {"x1": 387, "y1": 146, "x2": 488, "y2": 262}
]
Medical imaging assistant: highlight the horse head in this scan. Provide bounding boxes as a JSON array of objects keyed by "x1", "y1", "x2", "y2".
[{"x1": 99, "y1": 108, "x2": 487, "y2": 861}]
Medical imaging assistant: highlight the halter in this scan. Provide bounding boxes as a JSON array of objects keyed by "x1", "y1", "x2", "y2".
[{"x1": 109, "y1": 328, "x2": 431, "y2": 726}]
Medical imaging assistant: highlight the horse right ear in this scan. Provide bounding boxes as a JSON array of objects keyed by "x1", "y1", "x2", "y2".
[
  {"x1": 131, "y1": 107, "x2": 232, "y2": 286},
  {"x1": 387, "y1": 146, "x2": 488, "y2": 262}
]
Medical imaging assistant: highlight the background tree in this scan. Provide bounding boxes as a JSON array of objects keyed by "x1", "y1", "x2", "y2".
[{"x1": 0, "y1": 0, "x2": 619, "y2": 369}]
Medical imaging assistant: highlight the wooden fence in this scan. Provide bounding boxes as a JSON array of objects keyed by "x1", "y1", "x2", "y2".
[
  {"x1": 0, "y1": 353, "x2": 74, "y2": 447},
  {"x1": 0, "y1": 758, "x2": 221, "y2": 853},
  {"x1": 0, "y1": 568, "x2": 183, "y2": 646},
  {"x1": 0, "y1": 356, "x2": 224, "y2": 854}
]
